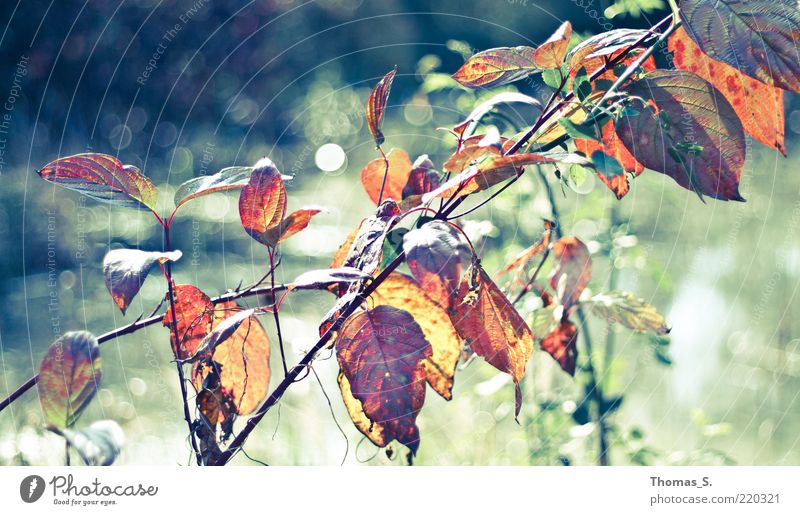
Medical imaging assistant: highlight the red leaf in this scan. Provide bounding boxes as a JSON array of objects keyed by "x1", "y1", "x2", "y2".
[
  {"x1": 669, "y1": 26, "x2": 786, "y2": 155},
  {"x1": 549, "y1": 237, "x2": 592, "y2": 312},
  {"x1": 38, "y1": 153, "x2": 157, "y2": 211},
  {"x1": 336, "y1": 305, "x2": 432, "y2": 454},
  {"x1": 238, "y1": 158, "x2": 287, "y2": 244},
  {"x1": 360, "y1": 148, "x2": 412, "y2": 205},
  {"x1": 616, "y1": 70, "x2": 746, "y2": 201},
  {"x1": 575, "y1": 120, "x2": 644, "y2": 199},
  {"x1": 541, "y1": 320, "x2": 578, "y2": 376},
  {"x1": 449, "y1": 264, "x2": 535, "y2": 417},
  {"x1": 366, "y1": 67, "x2": 396, "y2": 146},
  {"x1": 568, "y1": 29, "x2": 654, "y2": 75},
  {"x1": 403, "y1": 220, "x2": 471, "y2": 310},
  {"x1": 163, "y1": 284, "x2": 214, "y2": 360},
  {"x1": 680, "y1": 0, "x2": 800, "y2": 93},
  {"x1": 452, "y1": 46, "x2": 538, "y2": 89}
]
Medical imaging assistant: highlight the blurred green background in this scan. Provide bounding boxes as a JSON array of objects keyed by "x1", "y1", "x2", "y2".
[{"x1": 0, "y1": 0, "x2": 798, "y2": 465}]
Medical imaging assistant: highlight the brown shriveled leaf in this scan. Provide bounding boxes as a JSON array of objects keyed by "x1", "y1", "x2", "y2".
[
  {"x1": 330, "y1": 222, "x2": 363, "y2": 269},
  {"x1": 669, "y1": 26, "x2": 786, "y2": 155},
  {"x1": 533, "y1": 21, "x2": 572, "y2": 69},
  {"x1": 238, "y1": 157, "x2": 287, "y2": 244},
  {"x1": 37, "y1": 153, "x2": 157, "y2": 212},
  {"x1": 575, "y1": 120, "x2": 644, "y2": 199},
  {"x1": 163, "y1": 284, "x2": 214, "y2": 360},
  {"x1": 549, "y1": 237, "x2": 592, "y2": 312},
  {"x1": 616, "y1": 70, "x2": 746, "y2": 201},
  {"x1": 360, "y1": 148, "x2": 412, "y2": 205},
  {"x1": 403, "y1": 220, "x2": 472, "y2": 309},
  {"x1": 342, "y1": 200, "x2": 400, "y2": 276},
  {"x1": 192, "y1": 301, "x2": 270, "y2": 416},
  {"x1": 449, "y1": 264, "x2": 535, "y2": 417},
  {"x1": 589, "y1": 291, "x2": 670, "y2": 335},
  {"x1": 680, "y1": 0, "x2": 800, "y2": 93},
  {"x1": 452, "y1": 46, "x2": 539, "y2": 89},
  {"x1": 291, "y1": 267, "x2": 370, "y2": 290},
  {"x1": 38, "y1": 331, "x2": 102, "y2": 428},
  {"x1": 366, "y1": 67, "x2": 397, "y2": 146},
  {"x1": 497, "y1": 219, "x2": 555, "y2": 282},
  {"x1": 258, "y1": 207, "x2": 324, "y2": 247},
  {"x1": 336, "y1": 305, "x2": 432, "y2": 455},
  {"x1": 453, "y1": 92, "x2": 541, "y2": 140},
  {"x1": 371, "y1": 273, "x2": 463, "y2": 400},
  {"x1": 540, "y1": 319, "x2": 578, "y2": 376},
  {"x1": 102, "y1": 249, "x2": 182, "y2": 315},
  {"x1": 399, "y1": 155, "x2": 441, "y2": 211}
]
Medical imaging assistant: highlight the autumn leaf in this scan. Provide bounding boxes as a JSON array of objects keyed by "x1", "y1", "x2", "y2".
[
  {"x1": 163, "y1": 284, "x2": 214, "y2": 360},
  {"x1": 173, "y1": 166, "x2": 253, "y2": 210},
  {"x1": 497, "y1": 219, "x2": 554, "y2": 281},
  {"x1": 399, "y1": 155, "x2": 441, "y2": 211},
  {"x1": 258, "y1": 207, "x2": 323, "y2": 247},
  {"x1": 102, "y1": 249, "x2": 182, "y2": 315},
  {"x1": 192, "y1": 301, "x2": 270, "y2": 416},
  {"x1": 291, "y1": 267, "x2": 370, "y2": 290},
  {"x1": 616, "y1": 70, "x2": 746, "y2": 201},
  {"x1": 575, "y1": 120, "x2": 644, "y2": 199},
  {"x1": 549, "y1": 236, "x2": 592, "y2": 312},
  {"x1": 371, "y1": 273, "x2": 463, "y2": 400},
  {"x1": 403, "y1": 220, "x2": 472, "y2": 309},
  {"x1": 453, "y1": 92, "x2": 541, "y2": 140},
  {"x1": 37, "y1": 153, "x2": 157, "y2": 212},
  {"x1": 680, "y1": 0, "x2": 800, "y2": 93},
  {"x1": 533, "y1": 21, "x2": 572, "y2": 69},
  {"x1": 330, "y1": 221, "x2": 363, "y2": 269},
  {"x1": 49, "y1": 420, "x2": 124, "y2": 466},
  {"x1": 336, "y1": 305, "x2": 432, "y2": 454},
  {"x1": 38, "y1": 331, "x2": 102, "y2": 428},
  {"x1": 541, "y1": 320, "x2": 578, "y2": 376},
  {"x1": 342, "y1": 200, "x2": 400, "y2": 276},
  {"x1": 669, "y1": 26, "x2": 786, "y2": 155},
  {"x1": 588, "y1": 291, "x2": 670, "y2": 335},
  {"x1": 449, "y1": 264, "x2": 535, "y2": 417},
  {"x1": 238, "y1": 157, "x2": 287, "y2": 244},
  {"x1": 452, "y1": 46, "x2": 539, "y2": 89},
  {"x1": 184, "y1": 308, "x2": 255, "y2": 362},
  {"x1": 568, "y1": 29, "x2": 654, "y2": 75},
  {"x1": 360, "y1": 148, "x2": 412, "y2": 205},
  {"x1": 366, "y1": 67, "x2": 397, "y2": 146}
]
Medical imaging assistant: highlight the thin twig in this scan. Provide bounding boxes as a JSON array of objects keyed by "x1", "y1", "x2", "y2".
[{"x1": 268, "y1": 249, "x2": 289, "y2": 376}]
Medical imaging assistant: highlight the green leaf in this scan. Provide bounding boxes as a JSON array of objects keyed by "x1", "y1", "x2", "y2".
[
  {"x1": 558, "y1": 118, "x2": 601, "y2": 141},
  {"x1": 572, "y1": 66, "x2": 592, "y2": 101},
  {"x1": 173, "y1": 166, "x2": 253, "y2": 210},
  {"x1": 38, "y1": 332, "x2": 102, "y2": 428},
  {"x1": 589, "y1": 290, "x2": 670, "y2": 335}
]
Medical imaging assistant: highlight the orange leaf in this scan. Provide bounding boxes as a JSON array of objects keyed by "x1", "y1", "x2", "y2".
[
  {"x1": 192, "y1": 301, "x2": 270, "y2": 416},
  {"x1": 371, "y1": 273, "x2": 464, "y2": 400},
  {"x1": 575, "y1": 120, "x2": 644, "y2": 199},
  {"x1": 259, "y1": 207, "x2": 323, "y2": 247},
  {"x1": 238, "y1": 158, "x2": 287, "y2": 244},
  {"x1": 533, "y1": 21, "x2": 572, "y2": 69},
  {"x1": 449, "y1": 264, "x2": 534, "y2": 417},
  {"x1": 336, "y1": 305, "x2": 432, "y2": 454},
  {"x1": 669, "y1": 26, "x2": 785, "y2": 155},
  {"x1": 163, "y1": 284, "x2": 214, "y2": 360},
  {"x1": 360, "y1": 148, "x2": 412, "y2": 205},
  {"x1": 541, "y1": 320, "x2": 578, "y2": 376},
  {"x1": 549, "y1": 237, "x2": 592, "y2": 312},
  {"x1": 452, "y1": 46, "x2": 538, "y2": 89},
  {"x1": 366, "y1": 67, "x2": 396, "y2": 146}
]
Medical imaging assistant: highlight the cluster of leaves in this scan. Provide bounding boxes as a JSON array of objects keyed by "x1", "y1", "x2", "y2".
[{"x1": 17, "y1": 0, "x2": 800, "y2": 464}]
